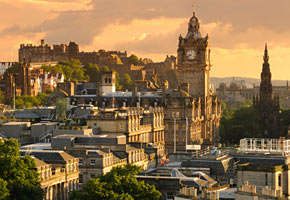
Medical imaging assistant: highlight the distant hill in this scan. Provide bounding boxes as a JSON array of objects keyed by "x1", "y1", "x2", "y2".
[{"x1": 210, "y1": 77, "x2": 288, "y2": 88}]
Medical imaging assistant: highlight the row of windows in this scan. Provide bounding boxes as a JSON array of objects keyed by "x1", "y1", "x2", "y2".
[{"x1": 80, "y1": 158, "x2": 115, "y2": 167}]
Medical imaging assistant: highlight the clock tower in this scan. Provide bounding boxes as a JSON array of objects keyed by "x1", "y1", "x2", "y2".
[{"x1": 177, "y1": 10, "x2": 211, "y2": 102}]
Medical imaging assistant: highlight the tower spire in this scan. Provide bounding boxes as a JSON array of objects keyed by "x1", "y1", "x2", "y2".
[{"x1": 264, "y1": 43, "x2": 269, "y2": 63}]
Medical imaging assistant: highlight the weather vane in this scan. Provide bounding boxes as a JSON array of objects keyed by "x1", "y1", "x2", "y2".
[{"x1": 192, "y1": 0, "x2": 196, "y2": 13}]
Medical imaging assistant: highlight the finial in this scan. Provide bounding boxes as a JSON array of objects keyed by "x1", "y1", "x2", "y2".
[{"x1": 192, "y1": 0, "x2": 196, "y2": 15}]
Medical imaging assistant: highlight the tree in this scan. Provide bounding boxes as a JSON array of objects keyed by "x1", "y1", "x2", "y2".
[
  {"x1": 280, "y1": 109, "x2": 290, "y2": 137},
  {"x1": 0, "y1": 90, "x2": 4, "y2": 104},
  {"x1": 121, "y1": 74, "x2": 133, "y2": 90},
  {"x1": 37, "y1": 92, "x2": 49, "y2": 105},
  {"x1": 129, "y1": 54, "x2": 139, "y2": 66},
  {"x1": 0, "y1": 178, "x2": 9, "y2": 200},
  {"x1": 84, "y1": 63, "x2": 101, "y2": 82},
  {"x1": 69, "y1": 164, "x2": 161, "y2": 200},
  {"x1": 220, "y1": 106, "x2": 262, "y2": 145},
  {"x1": 42, "y1": 59, "x2": 88, "y2": 82},
  {"x1": 0, "y1": 139, "x2": 43, "y2": 200},
  {"x1": 100, "y1": 65, "x2": 110, "y2": 73},
  {"x1": 15, "y1": 97, "x2": 24, "y2": 109}
]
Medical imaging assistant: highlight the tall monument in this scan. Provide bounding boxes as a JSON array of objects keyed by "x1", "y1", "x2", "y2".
[{"x1": 254, "y1": 44, "x2": 280, "y2": 138}]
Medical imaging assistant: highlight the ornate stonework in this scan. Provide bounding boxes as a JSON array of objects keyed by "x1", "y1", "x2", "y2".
[
  {"x1": 162, "y1": 11, "x2": 221, "y2": 152},
  {"x1": 254, "y1": 45, "x2": 280, "y2": 138},
  {"x1": 177, "y1": 11, "x2": 211, "y2": 100}
]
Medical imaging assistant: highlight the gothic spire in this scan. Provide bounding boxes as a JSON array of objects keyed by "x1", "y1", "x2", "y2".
[{"x1": 264, "y1": 43, "x2": 269, "y2": 63}]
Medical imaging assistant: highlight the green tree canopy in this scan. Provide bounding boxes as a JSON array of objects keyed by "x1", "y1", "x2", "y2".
[
  {"x1": 69, "y1": 164, "x2": 161, "y2": 200},
  {"x1": 84, "y1": 63, "x2": 101, "y2": 82},
  {"x1": 121, "y1": 74, "x2": 133, "y2": 90},
  {"x1": 280, "y1": 109, "x2": 290, "y2": 137},
  {"x1": 220, "y1": 106, "x2": 262, "y2": 145},
  {"x1": 0, "y1": 178, "x2": 9, "y2": 200},
  {"x1": 42, "y1": 59, "x2": 88, "y2": 81},
  {"x1": 13, "y1": 93, "x2": 49, "y2": 109},
  {"x1": 0, "y1": 139, "x2": 43, "y2": 200},
  {"x1": 129, "y1": 54, "x2": 139, "y2": 66}
]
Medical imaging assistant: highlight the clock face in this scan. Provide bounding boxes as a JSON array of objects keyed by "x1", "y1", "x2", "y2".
[{"x1": 186, "y1": 50, "x2": 196, "y2": 60}]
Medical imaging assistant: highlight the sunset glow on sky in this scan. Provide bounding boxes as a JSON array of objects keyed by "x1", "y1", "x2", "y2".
[{"x1": 1, "y1": 0, "x2": 290, "y2": 80}]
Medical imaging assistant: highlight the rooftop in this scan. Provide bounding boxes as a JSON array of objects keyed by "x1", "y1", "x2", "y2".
[
  {"x1": 3, "y1": 122, "x2": 30, "y2": 125},
  {"x1": 20, "y1": 143, "x2": 52, "y2": 150},
  {"x1": 240, "y1": 138, "x2": 290, "y2": 155}
]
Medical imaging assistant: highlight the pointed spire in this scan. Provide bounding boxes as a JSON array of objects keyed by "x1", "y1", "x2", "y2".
[{"x1": 264, "y1": 43, "x2": 269, "y2": 63}]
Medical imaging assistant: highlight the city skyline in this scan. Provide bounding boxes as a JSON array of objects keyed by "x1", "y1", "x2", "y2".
[{"x1": 0, "y1": 0, "x2": 290, "y2": 79}]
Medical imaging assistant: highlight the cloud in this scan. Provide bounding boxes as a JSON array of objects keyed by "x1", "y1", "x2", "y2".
[
  {"x1": 1, "y1": 0, "x2": 290, "y2": 48},
  {"x1": 1, "y1": 0, "x2": 290, "y2": 79}
]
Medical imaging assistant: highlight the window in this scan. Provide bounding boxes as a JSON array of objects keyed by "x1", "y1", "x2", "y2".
[
  {"x1": 166, "y1": 192, "x2": 174, "y2": 200},
  {"x1": 90, "y1": 160, "x2": 96, "y2": 166},
  {"x1": 265, "y1": 173, "x2": 268, "y2": 186},
  {"x1": 105, "y1": 78, "x2": 108, "y2": 83},
  {"x1": 79, "y1": 174, "x2": 83, "y2": 183},
  {"x1": 79, "y1": 159, "x2": 83, "y2": 166},
  {"x1": 91, "y1": 174, "x2": 96, "y2": 178}
]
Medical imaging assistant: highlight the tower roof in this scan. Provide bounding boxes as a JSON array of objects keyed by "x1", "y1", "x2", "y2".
[{"x1": 186, "y1": 6, "x2": 201, "y2": 39}]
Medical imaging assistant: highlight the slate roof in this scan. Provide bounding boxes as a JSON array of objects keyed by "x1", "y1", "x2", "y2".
[
  {"x1": 21, "y1": 150, "x2": 76, "y2": 164},
  {"x1": 234, "y1": 156, "x2": 286, "y2": 166},
  {"x1": 14, "y1": 112, "x2": 40, "y2": 119},
  {"x1": 33, "y1": 157, "x2": 49, "y2": 168}
]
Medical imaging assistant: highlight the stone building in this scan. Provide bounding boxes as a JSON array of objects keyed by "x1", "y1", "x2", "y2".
[
  {"x1": 235, "y1": 138, "x2": 290, "y2": 198},
  {"x1": 51, "y1": 134, "x2": 158, "y2": 184},
  {"x1": 101, "y1": 71, "x2": 116, "y2": 94},
  {"x1": 253, "y1": 45, "x2": 280, "y2": 138},
  {"x1": 51, "y1": 135, "x2": 128, "y2": 184},
  {"x1": 19, "y1": 39, "x2": 127, "y2": 65},
  {"x1": 86, "y1": 107, "x2": 165, "y2": 159},
  {"x1": 162, "y1": 10, "x2": 221, "y2": 150},
  {"x1": 162, "y1": 87, "x2": 203, "y2": 153},
  {"x1": 21, "y1": 150, "x2": 79, "y2": 200},
  {"x1": 50, "y1": 107, "x2": 165, "y2": 184},
  {"x1": 4, "y1": 63, "x2": 64, "y2": 103},
  {"x1": 0, "y1": 62, "x2": 16, "y2": 75},
  {"x1": 5, "y1": 63, "x2": 30, "y2": 103}
]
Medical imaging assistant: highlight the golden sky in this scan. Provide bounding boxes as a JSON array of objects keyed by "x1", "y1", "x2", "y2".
[{"x1": 0, "y1": 0, "x2": 290, "y2": 80}]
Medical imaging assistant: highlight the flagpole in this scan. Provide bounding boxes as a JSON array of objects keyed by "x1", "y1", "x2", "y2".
[
  {"x1": 174, "y1": 118, "x2": 176, "y2": 153},
  {"x1": 186, "y1": 117, "x2": 188, "y2": 152}
]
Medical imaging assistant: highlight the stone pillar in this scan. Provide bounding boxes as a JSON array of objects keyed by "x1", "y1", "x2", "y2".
[
  {"x1": 53, "y1": 185, "x2": 57, "y2": 200},
  {"x1": 61, "y1": 182, "x2": 65, "y2": 200},
  {"x1": 44, "y1": 187, "x2": 48, "y2": 200},
  {"x1": 49, "y1": 186, "x2": 53, "y2": 200},
  {"x1": 57, "y1": 183, "x2": 61, "y2": 200}
]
